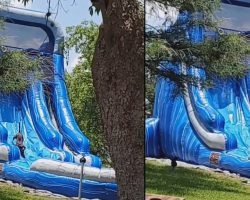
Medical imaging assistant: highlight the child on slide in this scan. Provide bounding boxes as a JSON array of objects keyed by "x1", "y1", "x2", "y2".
[{"x1": 13, "y1": 123, "x2": 26, "y2": 158}]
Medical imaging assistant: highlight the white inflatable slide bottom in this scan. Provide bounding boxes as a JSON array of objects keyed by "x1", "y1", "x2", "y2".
[{"x1": 30, "y1": 159, "x2": 116, "y2": 183}]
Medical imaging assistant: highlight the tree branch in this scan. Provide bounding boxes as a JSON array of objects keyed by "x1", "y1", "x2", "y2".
[{"x1": 91, "y1": 0, "x2": 109, "y2": 23}]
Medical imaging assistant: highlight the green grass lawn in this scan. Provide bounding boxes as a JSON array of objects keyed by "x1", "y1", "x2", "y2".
[
  {"x1": 146, "y1": 160, "x2": 250, "y2": 200},
  {"x1": 0, "y1": 183, "x2": 67, "y2": 200}
]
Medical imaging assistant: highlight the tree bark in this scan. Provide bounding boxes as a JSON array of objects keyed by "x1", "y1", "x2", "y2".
[{"x1": 91, "y1": 0, "x2": 144, "y2": 199}]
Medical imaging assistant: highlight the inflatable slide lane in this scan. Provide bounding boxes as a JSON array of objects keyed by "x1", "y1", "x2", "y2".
[
  {"x1": 0, "y1": 7, "x2": 117, "y2": 199},
  {"x1": 146, "y1": 1, "x2": 250, "y2": 178}
]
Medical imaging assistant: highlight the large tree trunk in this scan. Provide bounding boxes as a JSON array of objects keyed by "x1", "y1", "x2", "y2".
[{"x1": 91, "y1": 0, "x2": 144, "y2": 199}]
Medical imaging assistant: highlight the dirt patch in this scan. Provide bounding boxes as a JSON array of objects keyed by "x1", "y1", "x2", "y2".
[{"x1": 146, "y1": 193, "x2": 185, "y2": 200}]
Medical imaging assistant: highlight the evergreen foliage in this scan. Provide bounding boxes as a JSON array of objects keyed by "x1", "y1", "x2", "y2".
[
  {"x1": 146, "y1": 0, "x2": 250, "y2": 115},
  {"x1": 0, "y1": 51, "x2": 42, "y2": 93}
]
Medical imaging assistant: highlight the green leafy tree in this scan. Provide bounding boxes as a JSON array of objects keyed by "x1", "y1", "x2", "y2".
[
  {"x1": 19, "y1": 1, "x2": 144, "y2": 199},
  {"x1": 0, "y1": 51, "x2": 42, "y2": 93},
  {"x1": 64, "y1": 21, "x2": 111, "y2": 165},
  {"x1": 146, "y1": 0, "x2": 250, "y2": 115},
  {"x1": 0, "y1": 1, "x2": 43, "y2": 94}
]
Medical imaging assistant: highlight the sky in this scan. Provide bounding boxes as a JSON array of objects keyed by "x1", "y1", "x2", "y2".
[
  {"x1": 9, "y1": 0, "x2": 102, "y2": 72},
  {"x1": 146, "y1": 1, "x2": 250, "y2": 33},
  {"x1": 146, "y1": 1, "x2": 178, "y2": 31}
]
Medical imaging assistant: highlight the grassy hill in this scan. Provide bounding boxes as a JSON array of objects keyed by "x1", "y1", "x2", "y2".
[{"x1": 146, "y1": 160, "x2": 250, "y2": 200}]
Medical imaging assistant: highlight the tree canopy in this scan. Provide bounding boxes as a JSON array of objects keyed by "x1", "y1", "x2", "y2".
[
  {"x1": 64, "y1": 21, "x2": 111, "y2": 165},
  {"x1": 146, "y1": 0, "x2": 250, "y2": 114},
  {"x1": 0, "y1": 51, "x2": 42, "y2": 93},
  {"x1": 0, "y1": 2, "x2": 43, "y2": 94},
  {"x1": 146, "y1": 0, "x2": 250, "y2": 90}
]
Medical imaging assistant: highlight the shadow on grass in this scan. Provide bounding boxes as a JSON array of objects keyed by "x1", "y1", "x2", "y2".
[{"x1": 146, "y1": 161, "x2": 250, "y2": 198}]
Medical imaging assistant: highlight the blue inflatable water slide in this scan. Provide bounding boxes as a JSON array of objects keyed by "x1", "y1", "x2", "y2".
[
  {"x1": 146, "y1": 1, "x2": 250, "y2": 178},
  {"x1": 0, "y1": 7, "x2": 117, "y2": 199}
]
